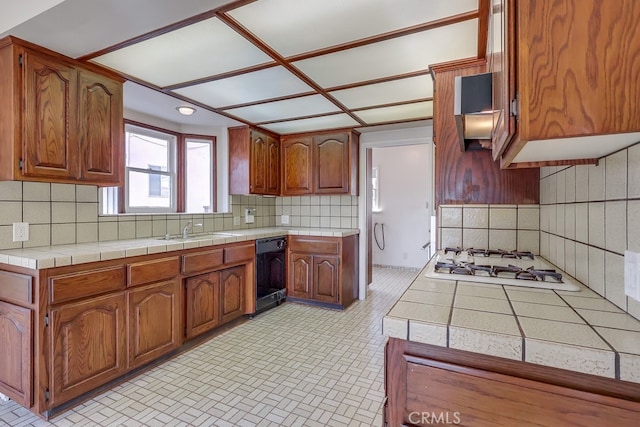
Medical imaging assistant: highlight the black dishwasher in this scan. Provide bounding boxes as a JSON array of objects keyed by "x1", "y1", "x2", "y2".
[{"x1": 254, "y1": 236, "x2": 287, "y2": 315}]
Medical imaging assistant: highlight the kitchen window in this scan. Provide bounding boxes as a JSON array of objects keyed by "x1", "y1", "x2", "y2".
[
  {"x1": 124, "y1": 124, "x2": 177, "y2": 213},
  {"x1": 101, "y1": 122, "x2": 216, "y2": 214}
]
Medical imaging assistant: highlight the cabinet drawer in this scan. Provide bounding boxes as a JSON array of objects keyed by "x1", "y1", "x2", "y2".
[
  {"x1": 288, "y1": 237, "x2": 340, "y2": 255},
  {"x1": 182, "y1": 248, "x2": 224, "y2": 274},
  {"x1": 50, "y1": 266, "x2": 126, "y2": 304},
  {"x1": 224, "y1": 243, "x2": 254, "y2": 264},
  {"x1": 128, "y1": 257, "x2": 180, "y2": 287},
  {"x1": 0, "y1": 271, "x2": 33, "y2": 305}
]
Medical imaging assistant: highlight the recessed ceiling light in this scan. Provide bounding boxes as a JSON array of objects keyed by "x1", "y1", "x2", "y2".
[{"x1": 176, "y1": 106, "x2": 196, "y2": 116}]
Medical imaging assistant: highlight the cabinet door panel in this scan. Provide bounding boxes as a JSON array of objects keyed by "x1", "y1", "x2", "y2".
[
  {"x1": 128, "y1": 280, "x2": 180, "y2": 369},
  {"x1": 0, "y1": 302, "x2": 32, "y2": 407},
  {"x1": 22, "y1": 52, "x2": 78, "y2": 179},
  {"x1": 250, "y1": 132, "x2": 267, "y2": 193},
  {"x1": 313, "y1": 256, "x2": 339, "y2": 303},
  {"x1": 220, "y1": 267, "x2": 245, "y2": 324},
  {"x1": 282, "y1": 138, "x2": 313, "y2": 195},
  {"x1": 50, "y1": 293, "x2": 126, "y2": 406},
  {"x1": 185, "y1": 273, "x2": 220, "y2": 339},
  {"x1": 266, "y1": 136, "x2": 280, "y2": 195},
  {"x1": 78, "y1": 70, "x2": 123, "y2": 184},
  {"x1": 288, "y1": 254, "x2": 312, "y2": 299},
  {"x1": 314, "y1": 134, "x2": 349, "y2": 194}
]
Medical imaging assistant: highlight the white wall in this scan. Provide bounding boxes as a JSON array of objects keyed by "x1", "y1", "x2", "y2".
[{"x1": 372, "y1": 145, "x2": 432, "y2": 268}]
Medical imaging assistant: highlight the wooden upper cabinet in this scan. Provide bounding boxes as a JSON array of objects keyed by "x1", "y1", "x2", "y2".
[
  {"x1": 229, "y1": 126, "x2": 280, "y2": 195},
  {"x1": 490, "y1": 0, "x2": 515, "y2": 160},
  {"x1": 78, "y1": 70, "x2": 123, "y2": 185},
  {"x1": 494, "y1": 0, "x2": 640, "y2": 167},
  {"x1": 0, "y1": 37, "x2": 123, "y2": 185},
  {"x1": 314, "y1": 133, "x2": 349, "y2": 194},
  {"x1": 22, "y1": 50, "x2": 78, "y2": 180},
  {"x1": 282, "y1": 136, "x2": 314, "y2": 195},
  {"x1": 282, "y1": 130, "x2": 359, "y2": 196}
]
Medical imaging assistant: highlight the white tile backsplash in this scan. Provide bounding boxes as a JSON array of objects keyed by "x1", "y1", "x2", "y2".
[{"x1": 540, "y1": 143, "x2": 640, "y2": 320}]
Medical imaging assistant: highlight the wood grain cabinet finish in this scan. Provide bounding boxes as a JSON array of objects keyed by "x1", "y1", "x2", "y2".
[
  {"x1": 281, "y1": 136, "x2": 314, "y2": 195},
  {"x1": 287, "y1": 235, "x2": 358, "y2": 309},
  {"x1": 495, "y1": 0, "x2": 640, "y2": 167},
  {"x1": 385, "y1": 338, "x2": 640, "y2": 426},
  {"x1": 220, "y1": 266, "x2": 245, "y2": 324},
  {"x1": 313, "y1": 133, "x2": 350, "y2": 194},
  {"x1": 0, "y1": 301, "x2": 32, "y2": 407},
  {"x1": 282, "y1": 130, "x2": 359, "y2": 196},
  {"x1": 22, "y1": 50, "x2": 78, "y2": 180},
  {"x1": 127, "y1": 280, "x2": 180, "y2": 369},
  {"x1": 0, "y1": 37, "x2": 123, "y2": 185},
  {"x1": 50, "y1": 293, "x2": 126, "y2": 407},
  {"x1": 228, "y1": 126, "x2": 280, "y2": 195},
  {"x1": 288, "y1": 253, "x2": 312, "y2": 299},
  {"x1": 78, "y1": 69, "x2": 123, "y2": 184},
  {"x1": 184, "y1": 272, "x2": 220, "y2": 339}
]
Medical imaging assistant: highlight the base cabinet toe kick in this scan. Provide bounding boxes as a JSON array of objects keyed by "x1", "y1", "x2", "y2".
[{"x1": 0, "y1": 240, "x2": 256, "y2": 419}]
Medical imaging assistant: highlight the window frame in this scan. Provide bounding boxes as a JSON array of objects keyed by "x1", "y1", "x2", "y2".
[
  {"x1": 183, "y1": 135, "x2": 216, "y2": 214},
  {"x1": 116, "y1": 120, "x2": 217, "y2": 214}
]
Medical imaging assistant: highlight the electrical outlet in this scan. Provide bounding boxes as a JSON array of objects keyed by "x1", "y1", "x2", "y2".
[
  {"x1": 13, "y1": 222, "x2": 29, "y2": 242},
  {"x1": 281, "y1": 215, "x2": 290, "y2": 225},
  {"x1": 233, "y1": 216, "x2": 240, "y2": 226}
]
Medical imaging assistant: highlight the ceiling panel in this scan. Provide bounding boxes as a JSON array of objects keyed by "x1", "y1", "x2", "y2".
[
  {"x1": 0, "y1": 0, "x2": 237, "y2": 58},
  {"x1": 92, "y1": 17, "x2": 273, "y2": 87},
  {"x1": 354, "y1": 101, "x2": 433, "y2": 124},
  {"x1": 229, "y1": 0, "x2": 478, "y2": 57},
  {"x1": 292, "y1": 19, "x2": 478, "y2": 88},
  {"x1": 172, "y1": 66, "x2": 313, "y2": 108},
  {"x1": 330, "y1": 75, "x2": 433, "y2": 109},
  {"x1": 124, "y1": 82, "x2": 242, "y2": 128},
  {"x1": 262, "y1": 114, "x2": 360, "y2": 134},
  {"x1": 224, "y1": 95, "x2": 340, "y2": 123}
]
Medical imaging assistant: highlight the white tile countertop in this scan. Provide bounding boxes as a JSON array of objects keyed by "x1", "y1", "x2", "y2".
[
  {"x1": 383, "y1": 262, "x2": 640, "y2": 384},
  {"x1": 0, "y1": 227, "x2": 359, "y2": 269}
]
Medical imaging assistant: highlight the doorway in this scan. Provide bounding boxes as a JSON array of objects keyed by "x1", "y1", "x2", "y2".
[{"x1": 357, "y1": 125, "x2": 434, "y2": 298}]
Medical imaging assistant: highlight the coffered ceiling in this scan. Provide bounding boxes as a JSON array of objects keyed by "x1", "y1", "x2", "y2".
[{"x1": 2, "y1": 0, "x2": 488, "y2": 134}]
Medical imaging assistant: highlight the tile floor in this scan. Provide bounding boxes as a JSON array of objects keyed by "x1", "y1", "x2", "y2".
[{"x1": 0, "y1": 267, "x2": 417, "y2": 427}]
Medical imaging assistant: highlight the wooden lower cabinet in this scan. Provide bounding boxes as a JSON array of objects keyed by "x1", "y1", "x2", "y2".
[
  {"x1": 313, "y1": 256, "x2": 339, "y2": 303},
  {"x1": 184, "y1": 272, "x2": 220, "y2": 339},
  {"x1": 0, "y1": 301, "x2": 32, "y2": 407},
  {"x1": 50, "y1": 293, "x2": 126, "y2": 407},
  {"x1": 289, "y1": 254, "x2": 312, "y2": 299},
  {"x1": 127, "y1": 280, "x2": 180, "y2": 369},
  {"x1": 385, "y1": 338, "x2": 640, "y2": 426},
  {"x1": 220, "y1": 266, "x2": 245, "y2": 324},
  {"x1": 287, "y1": 235, "x2": 358, "y2": 309}
]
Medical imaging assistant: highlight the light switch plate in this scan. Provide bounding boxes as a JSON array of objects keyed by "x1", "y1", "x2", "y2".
[
  {"x1": 12, "y1": 222, "x2": 29, "y2": 242},
  {"x1": 624, "y1": 251, "x2": 640, "y2": 302}
]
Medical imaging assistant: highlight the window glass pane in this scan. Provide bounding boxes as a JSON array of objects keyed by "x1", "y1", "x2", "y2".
[
  {"x1": 185, "y1": 139, "x2": 212, "y2": 213},
  {"x1": 128, "y1": 170, "x2": 172, "y2": 208},
  {"x1": 126, "y1": 131, "x2": 170, "y2": 170}
]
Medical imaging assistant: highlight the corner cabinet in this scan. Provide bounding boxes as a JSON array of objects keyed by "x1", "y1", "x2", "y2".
[
  {"x1": 0, "y1": 36, "x2": 123, "y2": 185},
  {"x1": 287, "y1": 235, "x2": 358, "y2": 309},
  {"x1": 281, "y1": 130, "x2": 359, "y2": 196},
  {"x1": 491, "y1": 0, "x2": 640, "y2": 168},
  {"x1": 228, "y1": 126, "x2": 280, "y2": 195}
]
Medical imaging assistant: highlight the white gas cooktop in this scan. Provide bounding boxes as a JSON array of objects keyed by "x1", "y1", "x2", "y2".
[{"x1": 424, "y1": 249, "x2": 581, "y2": 291}]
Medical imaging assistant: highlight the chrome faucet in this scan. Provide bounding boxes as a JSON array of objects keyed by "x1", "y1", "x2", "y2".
[
  {"x1": 182, "y1": 222, "x2": 193, "y2": 239},
  {"x1": 182, "y1": 221, "x2": 202, "y2": 239}
]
